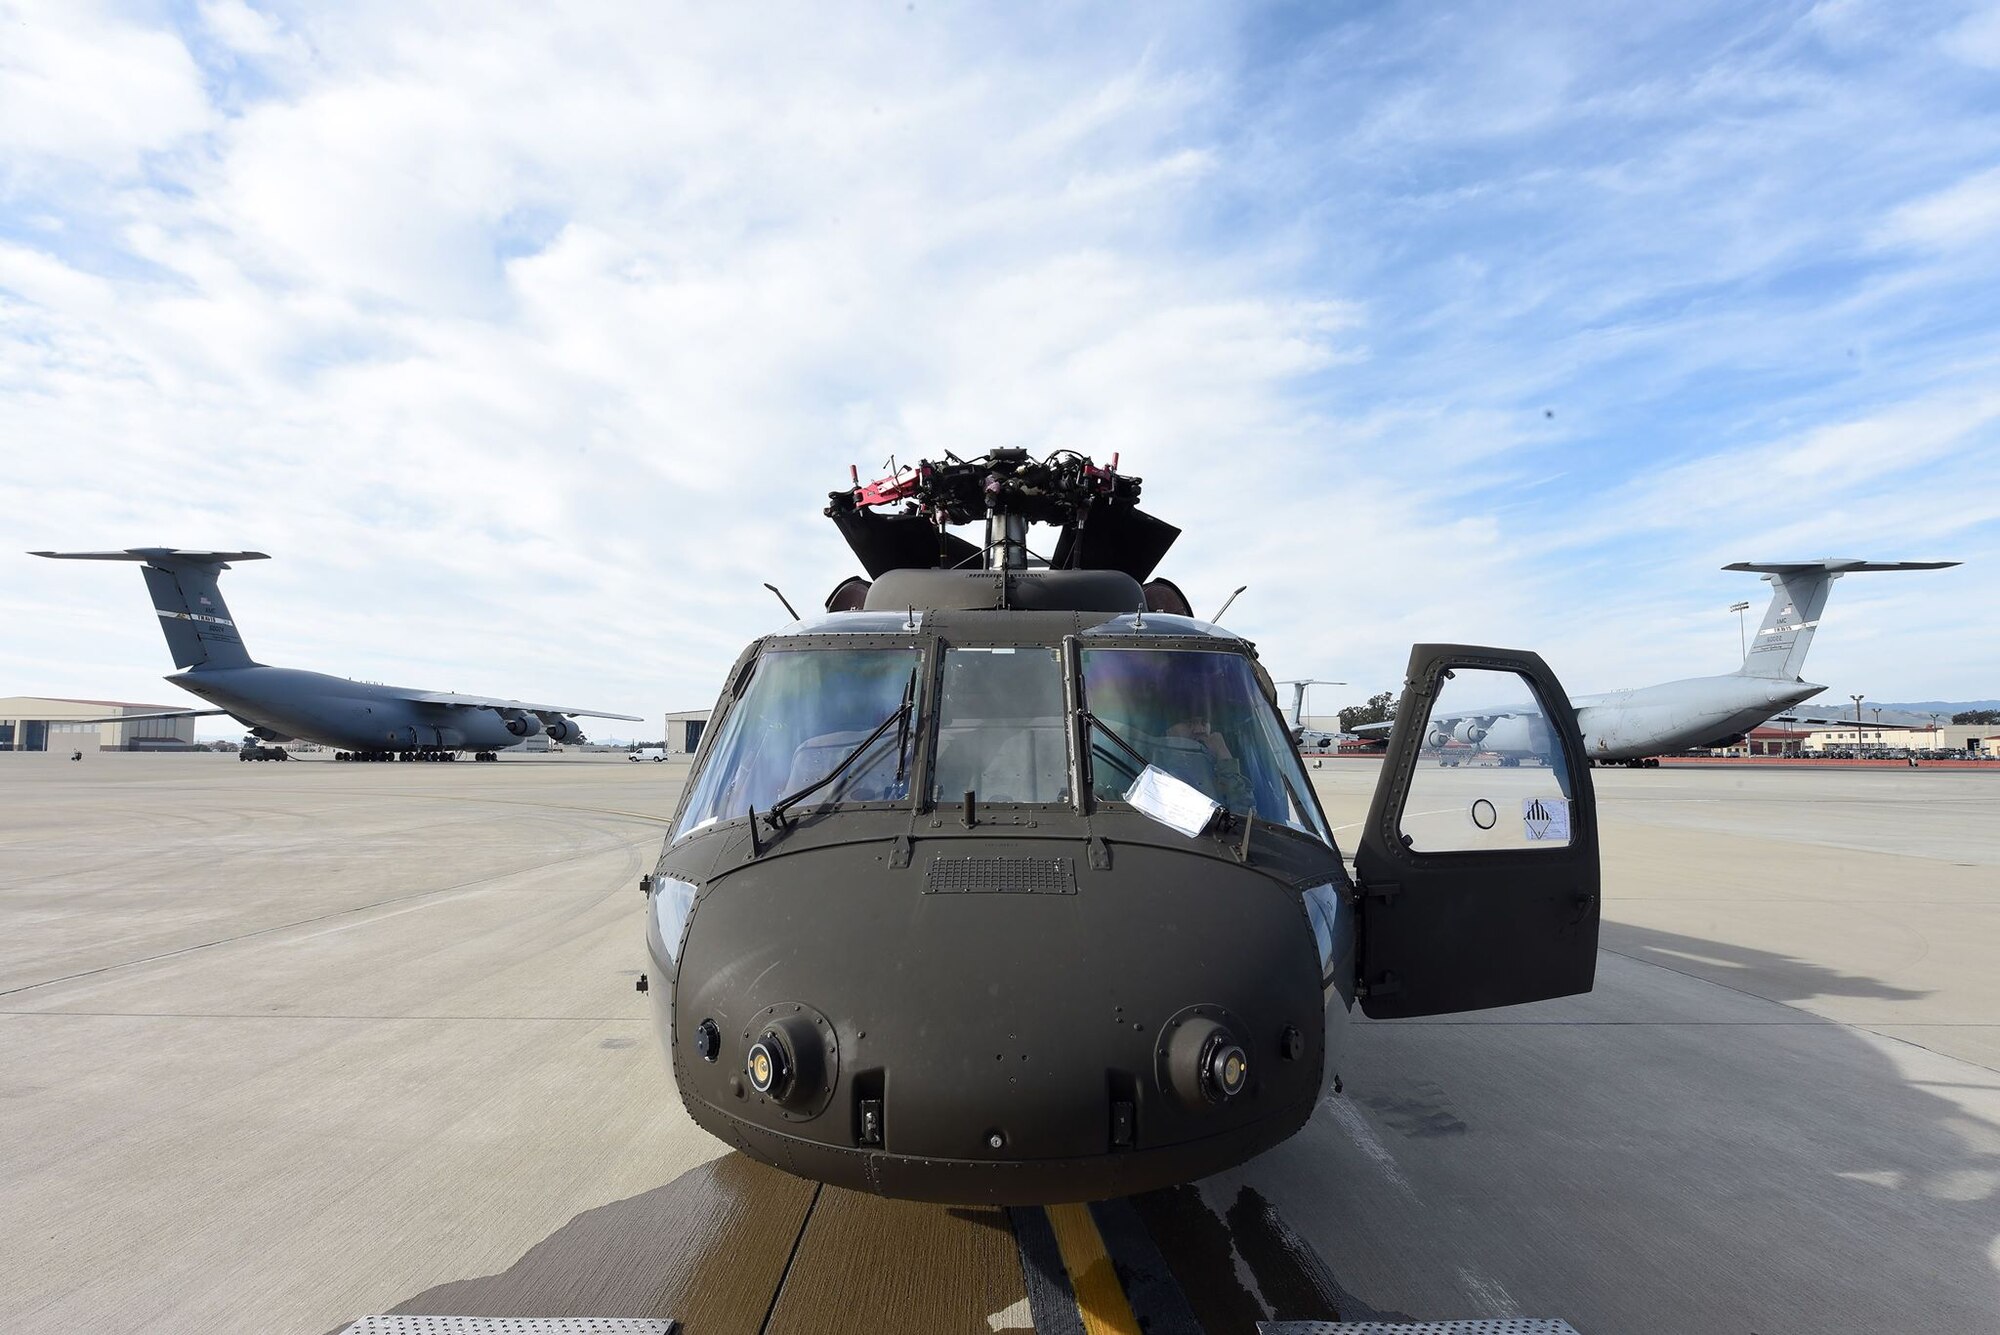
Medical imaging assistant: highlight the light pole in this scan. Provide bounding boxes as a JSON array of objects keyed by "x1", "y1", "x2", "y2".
[
  {"x1": 1851, "y1": 694, "x2": 1864, "y2": 758},
  {"x1": 1872, "y1": 707, "x2": 1882, "y2": 755},
  {"x1": 1730, "y1": 601, "x2": 1751, "y2": 660},
  {"x1": 1930, "y1": 712, "x2": 1941, "y2": 755}
]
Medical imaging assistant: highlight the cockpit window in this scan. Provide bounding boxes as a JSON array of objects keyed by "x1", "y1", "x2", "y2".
[
  {"x1": 674, "y1": 648, "x2": 919, "y2": 839},
  {"x1": 930, "y1": 647, "x2": 1069, "y2": 805},
  {"x1": 1080, "y1": 648, "x2": 1330, "y2": 842}
]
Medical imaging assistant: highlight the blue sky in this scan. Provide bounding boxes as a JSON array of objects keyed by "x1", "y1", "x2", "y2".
[{"x1": 2, "y1": 0, "x2": 1995, "y2": 736}]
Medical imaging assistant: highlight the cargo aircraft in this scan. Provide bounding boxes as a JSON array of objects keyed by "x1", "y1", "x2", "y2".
[
  {"x1": 1358, "y1": 559, "x2": 1959, "y2": 767},
  {"x1": 31, "y1": 548, "x2": 640, "y2": 761}
]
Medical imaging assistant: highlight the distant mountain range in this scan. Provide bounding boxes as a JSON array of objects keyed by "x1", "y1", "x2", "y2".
[
  {"x1": 1803, "y1": 700, "x2": 2000, "y2": 727},
  {"x1": 1868, "y1": 700, "x2": 2000, "y2": 714}
]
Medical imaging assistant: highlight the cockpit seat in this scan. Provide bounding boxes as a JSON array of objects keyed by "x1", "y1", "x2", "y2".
[
  {"x1": 1147, "y1": 734, "x2": 1220, "y2": 797},
  {"x1": 933, "y1": 717, "x2": 1068, "y2": 804},
  {"x1": 783, "y1": 730, "x2": 903, "y2": 803}
]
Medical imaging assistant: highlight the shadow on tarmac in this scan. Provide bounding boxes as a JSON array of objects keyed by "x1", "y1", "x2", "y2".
[
  {"x1": 1602, "y1": 920, "x2": 1931, "y2": 1004},
  {"x1": 1219, "y1": 931, "x2": 1997, "y2": 1333},
  {"x1": 342, "y1": 1153, "x2": 1379, "y2": 1334}
]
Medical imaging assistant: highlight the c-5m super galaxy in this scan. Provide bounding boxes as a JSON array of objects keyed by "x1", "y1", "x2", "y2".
[
  {"x1": 31, "y1": 549, "x2": 640, "y2": 760},
  {"x1": 642, "y1": 449, "x2": 1600, "y2": 1204},
  {"x1": 1362, "y1": 558, "x2": 1961, "y2": 768}
]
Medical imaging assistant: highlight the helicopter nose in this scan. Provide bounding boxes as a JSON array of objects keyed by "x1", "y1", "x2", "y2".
[{"x1": 659, "y1": 838, "x2": 1329, "y2": 1204}]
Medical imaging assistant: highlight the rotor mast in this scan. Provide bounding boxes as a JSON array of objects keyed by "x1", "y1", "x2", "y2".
[{"x1": 825, "y1": 448, "x2": 1178, "y2": 585}]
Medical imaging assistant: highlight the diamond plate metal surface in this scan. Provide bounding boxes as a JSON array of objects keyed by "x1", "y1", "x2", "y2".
[
  {"x1": 340, "y1": 1319, "x2": 674, "y2": 1335},
  {"x1": 1257, "y1": 1322, "x2": 1580, "y2": 1335},
  {"x1": 924, "y1": 855, "x2": 1076, "y2": 895}
]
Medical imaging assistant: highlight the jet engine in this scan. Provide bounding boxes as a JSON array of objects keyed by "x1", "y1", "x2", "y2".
[
  {"x1": 1453, "y1": 718, "x2": 1490, "y2": 746},
  {"x1": 1426, "y1": 725, "x2": 1453, "y2": 749},
  {"x1": 501, "y1": 710, "x2": 544, "y2": 738},
  {"x1": 542, "y1": 715, "x2": 586, "y2": 744}
]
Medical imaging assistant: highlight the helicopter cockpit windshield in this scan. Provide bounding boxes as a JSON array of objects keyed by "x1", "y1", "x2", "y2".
[
  {"x1": 931, "y1": 647, "x2": 1069, "y2": 804},
  {"x1": 673, "y1": 639, "x2": 1328, "y2": 845},
  {"x1": 674, "y1": 648, "x2": 919, "y2": 839},
  {"x1": 1081, "y1": 648, "x2": 1329, "y2": 841}
]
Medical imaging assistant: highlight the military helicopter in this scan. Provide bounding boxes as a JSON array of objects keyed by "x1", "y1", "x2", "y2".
[{"x1": 642, "y1": 449, "x2": 1599, "y2": 1205}]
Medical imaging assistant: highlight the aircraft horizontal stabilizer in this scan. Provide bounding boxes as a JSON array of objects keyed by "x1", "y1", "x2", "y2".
[
  {"x1": 30, "y1": 548, "x2": 271, "y2": 566},
  {"x1": 1723, "y1": 559, "x2": 1959, "y2": 574},
  {"x1": 406, "y1": 690, "x2": 644, "y2": 722}
]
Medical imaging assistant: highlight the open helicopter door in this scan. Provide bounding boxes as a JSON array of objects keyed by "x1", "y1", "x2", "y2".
[{"x1": 1352, "y1": 644, "x2": 1600, "y2": 1019}]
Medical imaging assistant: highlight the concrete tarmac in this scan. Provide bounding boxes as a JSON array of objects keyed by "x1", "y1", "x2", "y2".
[{"x1": 2, "y1": 751, "x2": 1995, "y2": 1333}]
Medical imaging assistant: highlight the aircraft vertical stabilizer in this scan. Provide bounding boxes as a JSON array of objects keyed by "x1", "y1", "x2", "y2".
[
  {"x1": 1723, "y1": 560, "x2": 1959, "y2": 681},
  {"x1": 30, "y1": 548, "x2": 268, "y2": 670}
]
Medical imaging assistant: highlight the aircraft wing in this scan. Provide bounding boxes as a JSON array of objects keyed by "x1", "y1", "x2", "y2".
[
  {"x1": 48, "y1": 708, "x2": 237, "y2": 725},
  {"x1": 1771, "y1": 709, "x2": 1935, "y2": 729},
  {"x1": 1348, "y1": 720, "x2": 1397, "y2": 737},
  {"x1": 404, "y1": 691, "x2": 645, "y2": 722}
]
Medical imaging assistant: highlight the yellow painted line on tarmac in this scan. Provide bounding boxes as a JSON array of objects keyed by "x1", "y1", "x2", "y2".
[{"x1": 1044, "y1": 1202, "x2": 1142, "y2": 1335}]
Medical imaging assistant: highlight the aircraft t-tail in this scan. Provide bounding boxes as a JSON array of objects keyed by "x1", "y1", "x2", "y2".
[
  {"x1": 30, "y1": 548, "x2": 640, "y2": 760},
  {"x1": 1361, "y1": 558, "x2": 1960, "y2": 767},
  {"x1": 644, "y1": 449, "x2": 1601, "y2": 1204}
]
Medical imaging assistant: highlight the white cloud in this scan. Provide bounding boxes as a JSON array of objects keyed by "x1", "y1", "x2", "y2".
[
  {"x1": 0, "y1": 1, "x2": 214, "y2": 166},
  {"x1": 1942, "y1": 4, "x2": 2000, "y2": 68},
  {"x1": 197, "y1": 0, "x2": 302, "y2": 61},
  {"x1": 1879, "y1": 165, "x2": 2000, "y2": 250}
]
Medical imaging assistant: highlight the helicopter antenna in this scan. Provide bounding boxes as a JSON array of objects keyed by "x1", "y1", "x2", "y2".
[
  {"x1": 1210, "y1": 585, "x2": 1248, "y2": 623},
  {"x1": 762, "y1": 583, "x2": 801, "y2": 620}
]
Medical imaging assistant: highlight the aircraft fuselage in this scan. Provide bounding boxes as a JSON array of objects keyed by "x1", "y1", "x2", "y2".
[
  {"x1": 168, "y1": 665, "x2": 530, "y2": 754},
  {"x1": 1569, "y1": 674, "x2": 1824, "y2": 761}
]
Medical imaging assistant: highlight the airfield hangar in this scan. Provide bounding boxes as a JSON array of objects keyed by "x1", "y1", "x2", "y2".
[{"x1": 0, "y1": 697, "x2": 198, "y2": 752}]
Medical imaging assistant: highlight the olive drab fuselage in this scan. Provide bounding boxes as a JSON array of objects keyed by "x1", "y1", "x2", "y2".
[{"x1": 645, "y1": 602, "x2": 1356, "y2": 1204}]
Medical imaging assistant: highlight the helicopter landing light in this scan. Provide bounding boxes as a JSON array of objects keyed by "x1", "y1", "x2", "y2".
[
  {"x1": 746, "y1": 1038, "x2": 784, "y2": 1095},
  {"x1": 1207, "y1": 1040, "x2": 1248, "y2": 1099}
]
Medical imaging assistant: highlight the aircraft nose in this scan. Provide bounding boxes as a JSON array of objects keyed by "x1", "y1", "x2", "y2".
[{"x1": 658, "y1": 837, "x2": 1328, "y2": 1203}]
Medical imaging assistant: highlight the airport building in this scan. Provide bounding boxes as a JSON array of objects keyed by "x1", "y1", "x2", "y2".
[
  {"x1": 0, "y1": 697, "x2": 198, "y2": 752},
  {"x1": 1720, "y1": 720, "x2": 2000, "y2": 756},
  {"x1": 1803, "y1": 721, "x2": 2000, "y2": 755},
  {"x1": 665, "y1": 709, "x2": 710, "y2": 755}
]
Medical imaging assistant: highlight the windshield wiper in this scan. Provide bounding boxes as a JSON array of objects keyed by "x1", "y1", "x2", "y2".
[
  {"x1": 767, "y1": 678, "x2": 917, "y2": 827},
  {"x1": 1272, "y1": 767, "x2": 1315, "y2": 837},
  {"x1": 1079, "y1": 710, "x2": 1150, "y2": 783},
  {"x1": 893, "y1": 664, "x2": 916, "y2": 785}
]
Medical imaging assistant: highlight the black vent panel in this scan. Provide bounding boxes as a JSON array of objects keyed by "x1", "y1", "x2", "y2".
[{"x1": 924, "y1": 856, "x2": 1077, "y2": 896}]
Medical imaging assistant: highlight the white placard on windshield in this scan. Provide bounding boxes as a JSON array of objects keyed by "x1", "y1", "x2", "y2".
[
  {"x1": 1125, "y1": 764, "x2": 1222, "y2": 838},
  {"x1": 1523, "y1": 796, "x2": 1570, "y2": 842}
]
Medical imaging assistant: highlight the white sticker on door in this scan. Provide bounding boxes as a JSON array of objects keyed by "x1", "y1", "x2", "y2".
[{"x1": 1523, "y1": 796, "x2": 1569, "y2": 842}]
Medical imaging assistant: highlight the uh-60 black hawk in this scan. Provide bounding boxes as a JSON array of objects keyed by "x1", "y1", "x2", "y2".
[{"x1": 644, "y1": 449, "x2": 1600, "y2": 1204}]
